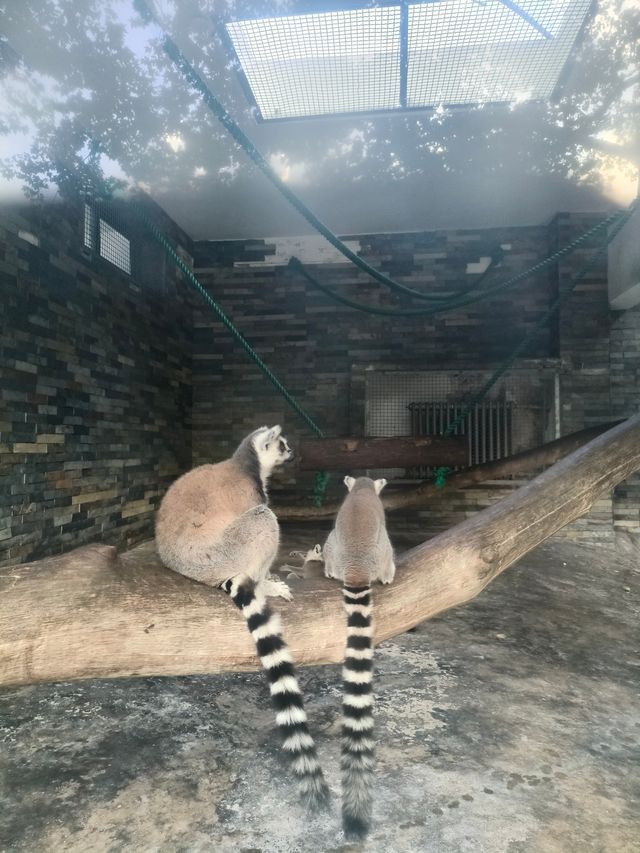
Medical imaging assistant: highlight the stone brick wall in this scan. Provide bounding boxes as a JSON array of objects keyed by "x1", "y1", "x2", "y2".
[
  {"x1": 2, "y1": 203, "x2": 637, "y2": 566},
  {"x1": 191, "y1": 224, "x2": 554, "y2": 460},
  {"x1": 0, "y1": 199, "x2": 193, "y2": 566},
  {"x1": 191, "y1": 215, "x2": 639, "y2": 538}
]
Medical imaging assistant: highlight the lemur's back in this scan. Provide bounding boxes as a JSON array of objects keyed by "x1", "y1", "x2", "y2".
[
  {"x1": 155, "y1": 458, "x2": 268, "y2": 582},
  {"x1": 335, "y1": 488, "x2": 385, "y2": 568},
  {"x1": 156, "y1": 458, "x2": 260, "y2": 546}
]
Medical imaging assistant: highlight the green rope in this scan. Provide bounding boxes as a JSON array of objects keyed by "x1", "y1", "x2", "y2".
[
  {"x1": 105, "y1": 199, "x2": 325, "y2": 441},
  {"x1": 131, "y1": 0, "x2": 515, "y2": 305},
  {"x1": 312, "y1": 470, "x2": 331, "y2": 508},
  {"x1": 430, "y1": 201, "x2": 637, "y2": 488},
  {"x1": 288, "y1": 208, "x2": 626, "y2": 317}
]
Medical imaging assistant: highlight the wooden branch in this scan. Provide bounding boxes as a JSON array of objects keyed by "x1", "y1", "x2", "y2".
[
  {"x1": 277, "y1": 421, "x2": 622, "y2": 521},
  {"x1": 297, "y1": 436, "x2": 467, "y2": 470},
  {"x1": 0, "y1": 415, "x2": 638, "y2": 687}
]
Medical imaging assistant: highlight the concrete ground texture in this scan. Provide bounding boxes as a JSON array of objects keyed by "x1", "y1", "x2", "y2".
[{"x1": 1, "y1": 531, "x2": 639, "y2": 852}]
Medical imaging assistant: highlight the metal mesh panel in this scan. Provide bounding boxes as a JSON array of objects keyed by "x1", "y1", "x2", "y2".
[
  {"x1": 83, "y1": 203, "x2": 96, "y2": 250},
  {"x1": 408, "y1": 0, "x2": 591, "y2": 106},
  {"x1": 225, "y1": 0, "x2": 592, "y2": 120},
  {"x1": 365, "y1": 369, "x2": 555, "y2": 480},
  {"x1": 98, "y1": 219, "x2": 131, "y2": 275},
  {"x1": 227, "y1": 7, "x2": 400, "y2": 119}
]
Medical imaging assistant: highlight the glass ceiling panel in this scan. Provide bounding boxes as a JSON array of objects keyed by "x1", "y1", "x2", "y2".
[{"x1": 225, "y1": 0, "x2": 592, "y2": 120}]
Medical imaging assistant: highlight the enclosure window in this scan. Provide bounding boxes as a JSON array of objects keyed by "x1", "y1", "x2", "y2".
[{"x1": 83, "y1": 203, "x2": 131, "y2": 275}]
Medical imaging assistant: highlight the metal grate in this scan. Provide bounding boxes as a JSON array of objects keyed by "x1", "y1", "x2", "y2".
[
  {"x1": 226, "y1": 7, "x2": 401, "y2": 120},
  {"x1": 408, "y1": 400, "x2": 514, "y2": 474},
  {"x1": 407, "y1": 0, "x2": 589, "y2": 107},
  {"x1": 83, "y1": 203, "x2": 132, "y2": 275},
  {"x1": 225, "y1": 0, "x2": 592, "y2": 120},
  {"x1": 98, "y1": 219, "x2": 131, "y2": 275}
]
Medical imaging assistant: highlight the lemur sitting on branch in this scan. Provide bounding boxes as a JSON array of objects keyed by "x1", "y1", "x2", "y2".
[{"x1": 155, "y1": 425, "x2": 330, "y2": 811}]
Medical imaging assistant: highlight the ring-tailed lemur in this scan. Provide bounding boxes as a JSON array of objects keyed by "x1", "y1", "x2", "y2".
[
  {"x1": 281, "y1": 544, "x2": 324, "y2": 581},
  {"x1": 323, "y1": 476, "x2": 396, "y2": 839},
  {"x1": 155, "y1": 425, "x2": 330, "y2": 810}
]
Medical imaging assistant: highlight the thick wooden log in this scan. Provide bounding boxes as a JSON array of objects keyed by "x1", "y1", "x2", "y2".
[
  {"x1": 277, "y1": 420, "x2": 622, "y2": 520},
  {"x1": 0, "y1": 415, "x2": 638, "y2": 686},
  {"x1": 297, "y1": 436, "x2": 468, "y2": 470}
]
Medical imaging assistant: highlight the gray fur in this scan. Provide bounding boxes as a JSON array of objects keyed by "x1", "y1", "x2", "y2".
[
  {"x1": 323, "y1": 477, "x2": 396, "y2": 588},
  {"x1": 155, "y1": 425, "x2": 292, "y2": 590}
]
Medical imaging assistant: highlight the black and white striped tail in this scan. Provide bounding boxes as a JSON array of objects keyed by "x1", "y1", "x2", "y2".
[
  {"x1": 221, "y1": 574, "x2": 330, "y2": 811},
  {"x1": 341, "y1": 585, "x2": 375, "y2": 840}
]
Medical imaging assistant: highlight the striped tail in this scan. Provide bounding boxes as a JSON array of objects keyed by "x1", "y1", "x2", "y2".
[
  {"x1": 341, "y1": 585, "x2": 375, "y2": 840},
  {"x1": 221, "y1": 574, "x2": 331, "y2": 811}
]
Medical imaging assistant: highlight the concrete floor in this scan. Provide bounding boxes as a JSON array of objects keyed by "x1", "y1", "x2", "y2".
[{"x1": 1, "y1": 531, "x2": 639, "y2": 852}]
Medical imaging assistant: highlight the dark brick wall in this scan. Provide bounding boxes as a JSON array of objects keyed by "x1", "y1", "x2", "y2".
[
  {"x1": 191, "y1": 224, "x2": 554, "y2": 461},
  {"x1": 2, "y1": 203, "x2": 637, "y2": 566},
  {"x1": 192, "y1": 215, "x2": 639, "y2": 536},
  {"x1": 0, "y1": 200, "x2": 193, "y2": 566}
]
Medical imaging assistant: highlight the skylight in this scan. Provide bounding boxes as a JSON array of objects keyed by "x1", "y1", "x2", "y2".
[
  {"x1": 225, "y1": 0, "x2": 593, "y2": 121},
  {"x1": 227, "y1": 7, "x2": 401, "y2": 120}
]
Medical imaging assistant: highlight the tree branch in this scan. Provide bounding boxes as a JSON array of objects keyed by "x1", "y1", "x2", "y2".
[
  {"x1": 276, "y1": 421, "x2": 623, "y2": 521},
  {"x1": 1, "y1": 416, "x2": 638, "y2": 687}
]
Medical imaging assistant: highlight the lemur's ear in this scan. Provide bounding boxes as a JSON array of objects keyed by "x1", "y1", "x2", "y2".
[
  {"x1": 344, "y1": 476, "x2": 356, "y2": 491},
  {"x1": 256, "y1": 424, "x2": 282, "y2": 451},
  {"x1": 374, "y1": 478, "x2": 388, "y2": 495},
  {"x1": 263, "y1": 425, "x2": 281, "y2": 447},
  {"x1": 313, "y1": 544, "x2": 323, "y2": 557}
]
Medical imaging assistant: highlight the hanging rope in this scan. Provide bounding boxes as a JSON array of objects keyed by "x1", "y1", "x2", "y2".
[
  {"x1": 131, "y1": 0, "x2": 519, "y2": 305},
  {"x1": 100, "y1": 199, "x2": 325, "y2": 440},
  {"x1": 430, "y1": 200, "x2": 637, "y2": 488},
  {"x1": 288, "y1": 208, "x2": 627, "y2": 317}
]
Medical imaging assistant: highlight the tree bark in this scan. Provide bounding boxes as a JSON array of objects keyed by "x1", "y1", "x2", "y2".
[
  {"x1": 0, "y1": 415, "x2": 638, "y2": 687},
  {"x1": 277, "y1": 420, "x2": 623, "y2": 521},
  {"x1": 297, "y1": 436, "x2": 468, "y2": 470}
]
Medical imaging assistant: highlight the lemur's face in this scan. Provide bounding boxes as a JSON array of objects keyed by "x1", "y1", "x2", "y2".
[{"x1": 254, "y1": 425, "x2": 294, "y2": 471}]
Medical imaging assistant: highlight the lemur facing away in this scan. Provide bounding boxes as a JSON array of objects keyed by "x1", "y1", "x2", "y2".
[
  {"x1": 155, "y1": 425, "x2": 330, "y2": 811},
  {"x1": 323, "y1": 476, "x2": 396, "y2": 840}
]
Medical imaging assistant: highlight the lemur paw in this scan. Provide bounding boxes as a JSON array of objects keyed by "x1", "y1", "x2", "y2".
[{"x1": 261, "y1": 578, "x2": 293, "y2": 601}]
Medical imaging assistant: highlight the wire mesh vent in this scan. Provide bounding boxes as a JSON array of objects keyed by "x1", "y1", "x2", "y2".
[
  {"x1": 84, "y1": 203, "x2": 132, "y2": 275},
  {"x1": 98, "y1": 219, "x2": 131, "y2": 275}
]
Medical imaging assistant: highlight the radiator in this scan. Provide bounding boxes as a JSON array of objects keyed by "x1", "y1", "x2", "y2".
[{"x1": 408, "y1": 400, "x2": 514, "y2": 469}]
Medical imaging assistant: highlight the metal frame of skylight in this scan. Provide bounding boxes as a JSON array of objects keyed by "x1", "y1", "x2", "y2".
[{"x1": 220, "y1": 0, "x2": 594, "y2": 123}]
